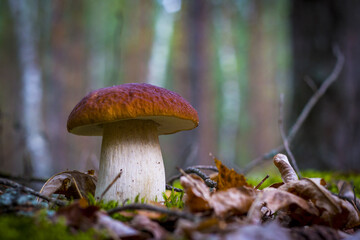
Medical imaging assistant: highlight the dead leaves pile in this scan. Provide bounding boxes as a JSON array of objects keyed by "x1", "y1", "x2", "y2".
[
  {"x1": 177, "y1": 154, "x2": 360, "y2": 239},
  {"x1": 37, "y1": 155, "x2": 360, "y2": 239}
]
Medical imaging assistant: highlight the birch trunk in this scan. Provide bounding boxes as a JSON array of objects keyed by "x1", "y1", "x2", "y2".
[{"x1": 9, "y1": 0, "x2": 52, "y2": 177}]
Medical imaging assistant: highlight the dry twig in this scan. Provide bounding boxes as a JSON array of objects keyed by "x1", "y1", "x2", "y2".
[
  {"x1": 0, "y1": 177, "x2": 66, "y2": 206},
  {"x1": 279, "y1": 94, "x2": 302, "y2": 178},
  {"x1": 167, "y1": 166, "x2": 217, "y2": 188},
  {"x1": 166, "y1": 184, "x2": 183, "y2": 192},
  {"x1": 243, "y1": 45, "x2": 345, "y2": 174},
  {"x1": 107, "y1": 203, "x2": 197, "y2": 221},
  {"x1": 255, "y1": 175, "x2": 269, "y2": 190}
]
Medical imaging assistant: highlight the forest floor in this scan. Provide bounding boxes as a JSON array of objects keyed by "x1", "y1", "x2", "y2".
[{"x1": 1, "y1": 154, "x2": 360, "y2": 240}]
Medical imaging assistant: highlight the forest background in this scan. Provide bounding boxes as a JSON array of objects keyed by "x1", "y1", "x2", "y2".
[{"x1": 1, "y1": 0, "x2": 359, "y2": 183}]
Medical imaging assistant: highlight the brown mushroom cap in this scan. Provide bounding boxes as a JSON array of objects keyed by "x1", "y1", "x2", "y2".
[{"x1": 67, "y1": 83, "x2": 199, "y2": 136}]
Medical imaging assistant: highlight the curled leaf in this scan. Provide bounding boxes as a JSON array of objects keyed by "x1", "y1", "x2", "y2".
[
  {"x1": 279, "y1": 178, "x2": 360, "y2": 228},
  {"x1": 247, "y1": 188, "x2": 318, "y2": 224},
  {"x1": 40, "y1": 170, "x2": 97, "y2": 200},
  {"x1": 180, "y1": 174, "x2": 211, "y2": 213},
  {"x1": 273, "y1": 154, "x2": 298, "y2": 183}
]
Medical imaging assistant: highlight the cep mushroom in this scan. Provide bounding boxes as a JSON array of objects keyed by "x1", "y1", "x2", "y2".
[{"x1": 67, "y1": 83, "x2": 199, "y2": 202}]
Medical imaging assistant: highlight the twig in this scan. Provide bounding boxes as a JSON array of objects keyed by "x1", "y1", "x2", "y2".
[
  {"x1": 107, "y1": 203, "x2": 197, "y2": 221},
  {"x1": 166, "y1": 184, "x2": 183, "y2": 192},
  {"x1": 243, "y1": 45, "x2": 345, "y2": 174},
  {"x1": 168, "y1": 166, "x2": 218, "y2": 188},
  {"x1": 0, "y1": 172, "x2": 47, "y2": 183},
  {"x1": 0, "y1": 177, "x2": 66, "y2": 206},
  {"x1": 99, "y1": 170, "x2": 123, "y2": 201},
  {"x1": 255, "y1": 175, "x2": 269, "y2": 190},
  {"x1": 287, "y1": 45, "x2": 344, "y2": 143},
  {"x1": 279, "y1": 94, "x2": 302, "y2": 178}
]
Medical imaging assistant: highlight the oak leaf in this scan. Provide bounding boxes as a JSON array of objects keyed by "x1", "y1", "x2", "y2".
[{"x1": 214, "y1": 158, "x2": 252, "y2": 191}]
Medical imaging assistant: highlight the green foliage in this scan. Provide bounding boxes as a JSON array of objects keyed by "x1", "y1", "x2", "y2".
[
  {"x1": 163, "y1": 188, "x2": 184, "y2": 209},
  {"x1": 302, "y1": 170, "x2": 360, "y2": 198},
  {"x1": 247, "y1": 170, "x2": 360, "y2": 198},
  {"x1": 0, "y1": 214, "x2": 102, "y2": 240}
]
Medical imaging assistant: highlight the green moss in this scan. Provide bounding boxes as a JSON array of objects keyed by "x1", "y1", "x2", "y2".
[
  {"x1": 0, "y1": 214, "x2": 103, "y2": 240},
  {"x1": 247, "y1": 170, "x2": 360, "y2": 198},
  {"x1": 302, "y1": 170, "x2": 360, "y2": 198}
]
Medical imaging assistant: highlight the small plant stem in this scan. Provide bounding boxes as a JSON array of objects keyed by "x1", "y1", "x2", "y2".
[{"x1": 255, "y1": 175, "x2": 269, "y2": 190}]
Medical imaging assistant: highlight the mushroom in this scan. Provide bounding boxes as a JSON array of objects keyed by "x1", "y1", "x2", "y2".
[{"x1": 67, "y1": 83, "x2": 199, "y2": 202}]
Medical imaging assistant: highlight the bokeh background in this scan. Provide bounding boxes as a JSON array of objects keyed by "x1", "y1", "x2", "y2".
[{"x1": 1, "y1": 0, "x2": 359, "y2": 182}]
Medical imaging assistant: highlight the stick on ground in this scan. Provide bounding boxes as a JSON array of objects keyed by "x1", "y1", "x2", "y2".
[
  {"x1": 107, "y1": 203, "x2": 197, "y2": 221},
  {"x1": 0, "y1": 177, "x2": 67, "y2": 206}
]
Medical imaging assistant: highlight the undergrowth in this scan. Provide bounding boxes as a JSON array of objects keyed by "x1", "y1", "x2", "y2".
[{"x1": 0, "y1": 213, "x2": 102, "y2": 240}]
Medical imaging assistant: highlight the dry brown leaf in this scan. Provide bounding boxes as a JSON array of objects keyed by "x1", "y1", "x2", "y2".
[
  {"x1": 131, "y1": 214, "x2": 169, "y2": 239},
  {"x1": 97, "y1": 212, "x2": 140, "y2": 238},
  {"x1": 211, "y1": 187, "x2": 256, "y2": 218},
  {"x1": 40, "y1": 170, "x2": 97, "y2": 200},
  {"x1": 279, "y1": 178, "x2": 341, "y2": 214},
  {"x1": 279, "y1": 178, "x2": 360, "y2": 228},
  {"x1": 273, "y1": 154, "x2": 299, "y2": 183},
  {"x1": 247, "y1": 188, "x2": 319, "y2": 224},
  {"x1": 181, "y1": 169, "x2": 257, "y2": 218},
  {"x1": 56, "y1": 200, "x2": 139, "y2": 238},
  {"x1": 214, "y1": 158, "x2": 252, "y2": 191},
  {"x1": 180, "y1": 174, "x2": 212, "y2": 213}
]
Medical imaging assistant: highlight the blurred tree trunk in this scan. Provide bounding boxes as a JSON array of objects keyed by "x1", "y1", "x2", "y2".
[
  {"x1": 186, "y1": 0, "x2": 216, "y2": 166},
  {"x1": 290, "y1": 0, "x2": 360, "y2": 171},
  {"x1": 9, "y1": 0, "x2": 52, "y2": 178},
  {"x1": 248, "y1": 0, "x2": 279, "y2": 158},
  {"x1": 0, "y1": 1, "x2": 24, "y2": 177},
  {"x1": 47, "y1": 0, "x2": 100, "y2": 173}
]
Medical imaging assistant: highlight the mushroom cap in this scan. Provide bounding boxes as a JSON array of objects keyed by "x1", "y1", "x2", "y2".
[{"x1": 67, "y1": 83, "x2": 199, "y2": 136}]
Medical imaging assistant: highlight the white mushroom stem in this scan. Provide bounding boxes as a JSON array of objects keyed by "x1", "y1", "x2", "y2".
[{"x1": 95, "y1": 120, "x2": 165, "y2": 202}]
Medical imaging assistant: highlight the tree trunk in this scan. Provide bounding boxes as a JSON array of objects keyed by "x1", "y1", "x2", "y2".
[
  {"x1": 290, "y1": 0, "x2": 360, "y2": 171},
  {"x1": 186, "y1": 0, "x2": 216, "y2": 166},
  {"x1": 9, "y1": 0, "x2": 52, "y2": 178}
]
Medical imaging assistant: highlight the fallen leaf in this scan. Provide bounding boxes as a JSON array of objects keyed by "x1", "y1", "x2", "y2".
[
  {"x1": 56, "y1": 200, "x2": 99, "y2": 231},
  {"x1": 40, "y1": 170, "x2": 97, "y2": 200},
  {"x1": 280, "y1": 178, "x2": 340, "y2": 213},
  {"x1": 131, "y1": 214, "x2": 169, "y2": 239},
  {"x1": 290, "y1": 225, "x2": 349, "y2": 240},
  {"x1": 180, "y1": 174, "x2": 211, "y2": 213},
  {"x1": 224, "y1": 222, "x2": 291, "y2": 240},
  {"x1": 214, "y1": 158, "x2": 252, "y2": 191},
  {"x1": 211, "y1": 187, "x2": 256, "y2": 218},
  {"x1": 97, "y1": 212, "x2": 140, "y2": 239},
  {"x1": 279, "y1": 178, "x2": 360, "y2": 228},
  {"x1": 56, "y1": 200, "x2": 140, "y2": 238},
  {"x1": 247, "y1": 188, "x2": 319, "y2": 224}
]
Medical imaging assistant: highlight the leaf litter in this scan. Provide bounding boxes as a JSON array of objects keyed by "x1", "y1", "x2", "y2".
[{"x1": 1, "y1": 154, "x2": 360, "y2": 239}]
